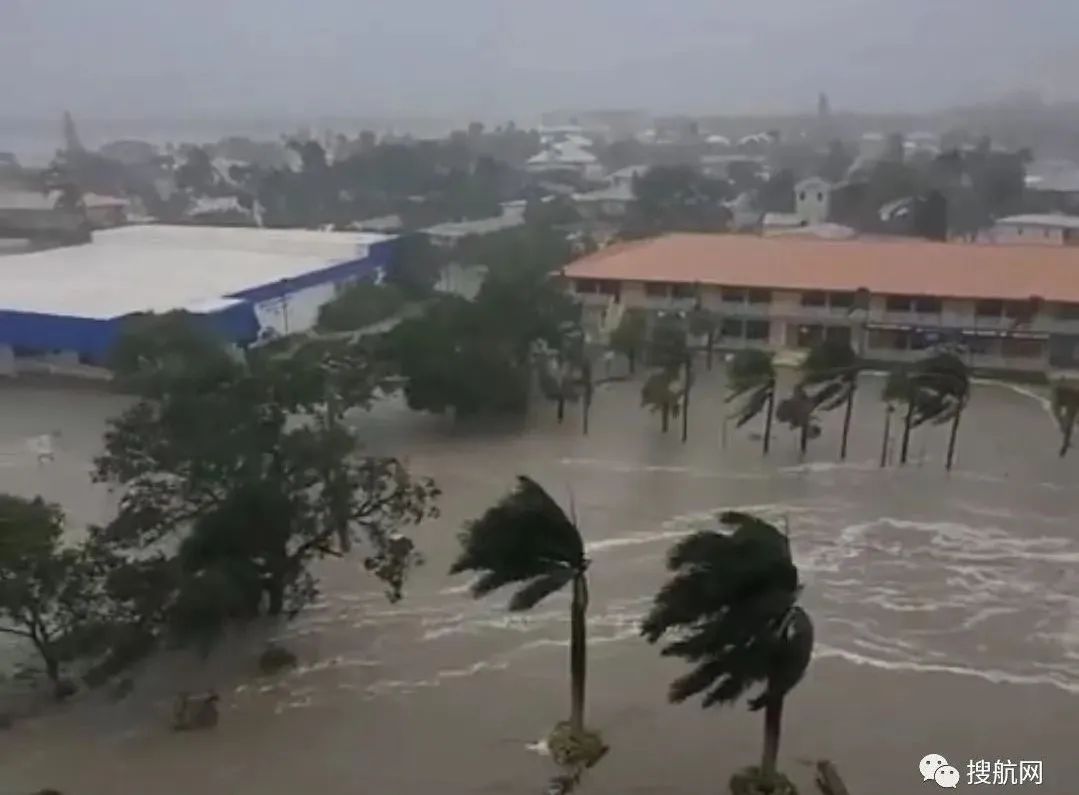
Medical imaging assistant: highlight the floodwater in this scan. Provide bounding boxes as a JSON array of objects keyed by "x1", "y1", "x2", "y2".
[{"x1": 1, "y1": 368, "x2": 1078, "y2": 794}]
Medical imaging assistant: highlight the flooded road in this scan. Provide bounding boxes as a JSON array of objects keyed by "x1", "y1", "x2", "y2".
[{"x1": 1, "y1": 369, "x2": 1078, "y2": 794}]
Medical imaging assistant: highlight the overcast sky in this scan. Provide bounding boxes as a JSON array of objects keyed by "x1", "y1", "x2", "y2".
[{"x1": 3, "y1": 0, "x2": 1079, "y2": 121}]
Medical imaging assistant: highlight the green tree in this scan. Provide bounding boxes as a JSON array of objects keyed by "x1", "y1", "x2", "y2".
[
  {"x1": 641, "y1": 511, "x2": 814, "y2": 794},
  {"x1": 95, "y1": 321, "x2": 439, "y2": 651},
  {"x1": 726, "y1": 350, "x2": 777, "y2": 455},
  {"x1": 786, "y1": 340, "x2": 860, "y2": 459},
  {"x1": 609, "y1": 308, "x2": 648, "y2": 374},
  {"x1": 641, "y1": 368, "x2": 685, "y2": 434},
  {"x1": 1049, "y1": 376, "x2": 1079, "y2": 457},
  {"x1": 316, "y1": 280, "x2": 405, "y2": 333},
  {"x1": 175, "y1": 146, "x2": 217, "y2": 194},
  {"x1": 383, "y1": 234, "x2": 444, "y2": 297},
  {"x1": 882, "y1": 352, "x2": 970, "y2": 468},
  {"x1": 450, "y1": 477, "x2": 605, "y2": 772},
  {"x1": 623, "y1": 165, "x2": 731, "y2": 237},
  {"x1": 0, "y1": 496, "x2": 109, "y2": 696}
]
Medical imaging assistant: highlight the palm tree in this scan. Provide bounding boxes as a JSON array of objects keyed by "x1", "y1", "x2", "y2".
[
  {"x1": 1050, "y1": 376, "x2": 1079, "y2": 457},
  {"x1": 609, "y1": 308, "x2": 648, "y2": 375},
  {"x1": 641, "y1": 368, "x2": 685, "y2": 433},
  {"x1": 797, "y1": 340, "x2": 860, "y2": 459},
  {"x1": 882, "y1": 352, "x2": 970, "y2": 468},
  {"x1": 775, "y1": 383, "x2": 820, "y2": 457},
  {"x1": 689, "y1": 303, "x2": 720, "y2": 371},
  {"x1": 450, "y1": 477, "x2": 601, "y2": 753},
  {"x1": 726, "y1": 349, "x2": 777, "y2": 455},
  {"x1": 641, "y1": 511, "x2": 814, "y2": 795}
]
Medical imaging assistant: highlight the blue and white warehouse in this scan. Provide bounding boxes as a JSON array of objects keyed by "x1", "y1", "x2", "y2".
[{"x1": 0, "y1": 225, "x2": 396, "y2": 365}]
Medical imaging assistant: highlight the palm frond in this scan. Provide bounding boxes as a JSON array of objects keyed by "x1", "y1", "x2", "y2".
[
  {"x1": 450, "y1": 477, "x2": 584, "y2": 595},
  {"x1": 508, "y1": 568, "x2": 576, "y2": 611},
  {"x1": 730, "y1": 384, "x2": 772, "y2": 428}
]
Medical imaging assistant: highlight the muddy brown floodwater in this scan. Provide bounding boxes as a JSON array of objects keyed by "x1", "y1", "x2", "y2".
[{"x1": 1, "y1": 370, "x2": 1077, "y2": 794}]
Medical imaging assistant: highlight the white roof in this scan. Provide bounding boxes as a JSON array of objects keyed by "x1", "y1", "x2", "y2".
[
  {"x1": 0, "y1": 225, "x2": 392, "y2": 320},
  {"x1": 995, "y1": 214, "x2": 1079, "y2": 230},
  {"x1": 423, "y1": 206, "x2": 526, "y2": 239},
  {"x1": 795, "y1": 176, "x2": 831, "y2": 191},
  {"x1": 574, "y1": 183, "x2": 635, "y2": 203}
]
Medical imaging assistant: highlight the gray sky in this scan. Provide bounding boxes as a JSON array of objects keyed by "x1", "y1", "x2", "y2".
[{"x1": 3, "y1": 0, "x2": 1078, "y2": 121}]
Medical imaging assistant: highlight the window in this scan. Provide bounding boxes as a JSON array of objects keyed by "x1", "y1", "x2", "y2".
[
  {"x1": 598, "y1": 280, "x2": 621, "y2": 302},
  {"x1": 817, "y1": 192, "x2": 824, "y2": 202},
  {"x1": 913, "y1": 297, "x2": 942, "y2": 314},
  {"x1": 829, "y1": 292, "x2": 854, "y2": 310},
  {"x1": 745, "y1": 320, "x2": 771, "y2": 341},
  {"x1": 1001, "y1": 337, "x2": 1045, "y2": 359},
  {"x1": 721, "y1": 287, "x2": 748, "y2": 303},
  {"x1": 747, "y1": 288, "x2": 772, "y2": 304},
  {"x1": 799, "y1": 191, "x2": 806, "y2": 201},
  {"x1": 961, "y1": 333, "x2": 992, "y2": 355},
  {"x1": 801, "y1": 291, "x2": 827, "y2": 307},
  {"x1": 975, "y1": 300, "x2": 1004, "y2": 318},
  {"x1": 1003, "y1": 301, "x2": 1027, "y2": 319},
  {"x1": 885, "y1": 295, "x2": 914, "y2": 312},
  {"x1": 720, "y1": 318, "x2": 744, "y2": 338},
  {"x1": 671, "y1": 283, "x2": 696, "y2": 299},
  {"x1": 796, "y1": 324, "x2": 825, "y2": 348},
  {"x1": 575, "y1": 280, "x2": 598, "y2": 294},
  {"x1": 645, "y1": 282, "x2": 669, "y2": 298}
]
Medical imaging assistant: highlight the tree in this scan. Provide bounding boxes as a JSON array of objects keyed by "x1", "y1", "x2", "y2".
[
  {"x1": 450, "y1": 477, "x2": 606, "y2": 778},
  {"x1": 758, "y1": 169, "x2": 796, "y2": 213},
  {"x1": 609, "y1": 308, "x2": 647, "y2": 374},
  {"x1": 794, "y1": 340, "x2": 860, "y2": 459},
  {"x1": 0, "y1": 496, "x2": 109, "y2": 696},
  {"x1": 641, "y1": 368, "x2": 685, "y2": 434},
  {"x1": 726, "y1": 350, "x2": 777, "y2": 455},
  {"x1": 623, "y1": 165, "x2": 731, "y2": 237},
  {"x1": 882, "y1": 352, "x2": 970, "y2": 468},
  {"x1": 688, "y1": 304, "x2": 719, "y2": 370},
  {"x1": 175, "y1": 146, "x2": 217, "y2": 194},
  {"x1": 1049, "y1": 376, "x2": 1079, "y2": 457},
  {"x1": 95, "y1": 320, "x2": 439, "y2": 652},
  {"x1": 316, "y1": 280, "x2": 405, "y2": 333},
  {"x1": 641, "y1": 511, "x2": 814, "y2": 794},
  {"x1": 383, "y1": 233, "x2": 444, "y2": 297},
  {"x1": 648, "y1": 312, "x2": 689, "y2": 370},
  {"x1": 818, "y1": 140, "x2": 852, "y2": 183}
]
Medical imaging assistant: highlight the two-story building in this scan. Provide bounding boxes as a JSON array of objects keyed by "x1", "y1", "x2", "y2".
[
  {"x1": 989, "y1": 214, "x2": 1079, "y2": 246},
  {"x1": 564, "y1": 234, "x2": 1079, "y2": 376}
]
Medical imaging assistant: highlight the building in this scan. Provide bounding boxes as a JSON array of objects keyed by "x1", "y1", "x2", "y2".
[
  {"x1": 0, "y1": 225, "x2": 394, "y2": 367},
  {"x1": 573, "y1": 182, "x2": 635, "y2": 221},
  {"x1": 422, "y1": 204, "x2": 527, "y2": 248},
  {"x1": 0, "y1": 189, "x2": 89, "y2": 244},
  {"x1": 564, "y1": 233, "x2": 1079, "y2": 375},
  {"x1": 989, "y1": 215, "x2": 1079, "y2": 246},
  {"x1": 83, "y1": 194, "x2": 129, "y2": 228},
  {"x1": 794, "y1": 177, "x2": 832, "y2": 225}
]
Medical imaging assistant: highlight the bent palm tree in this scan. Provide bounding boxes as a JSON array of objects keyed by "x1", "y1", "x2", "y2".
[
  {"x1": 689, "y1": 304, "x2": 720, "y2": 371},
  {"x1": 883, "y1": 352, "x2": 970, "y2": 468},
  {"x1": 642, "y1": 368, "x2": 685, "y2": 434},
  {"x1": 642, "y1": 511, "x2": 814, "y2": 794},
  {"x1": 1050, "y1": 376, "x2": 1079, "y2": 457},
  {"x1": 727, "y1": 350, "x2": 777, "y2": 455},
  {"x1": 450, "y1": 477, "x2": 597, "y2": 744},
  {"x1": 798, "y1": 340, "x2": 860, "y2": 459}
]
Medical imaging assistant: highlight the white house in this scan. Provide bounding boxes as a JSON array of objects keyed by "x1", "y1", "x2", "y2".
[
  {"x1": 794, "y1": 177, "x2": 832, "y2": 225},
  {"x1": 990, "y1": 214, "x2": 1079, "y2": 246}
]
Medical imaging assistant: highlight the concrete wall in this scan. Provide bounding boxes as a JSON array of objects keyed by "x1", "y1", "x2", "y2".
[{"x1": 992, "y1": 223, "x2": 1066, "y2": 246}]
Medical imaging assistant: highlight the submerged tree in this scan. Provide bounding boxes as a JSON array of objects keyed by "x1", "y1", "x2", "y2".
[
  {"x1": 450, "y1": 477, "x2": 606, "y2": 783},
  {"x1": 609, "y1": 308, "x2": 648, "y2": 375},
  {"x1": 1050, "y1": 376, "x2": 1079, "y2": 457},
  {"x1": 642, "y1": 511, "x2": 814, "y2": 795},
  {"x1": 782, "y1": 341, "x2": 860, "y2": 459},
  {"x1": 726, "y1": 350, "x2": 777, "y2": 455},
  {"x1": 881, "y1": 352, "x2": 970, "y2": 469},
  {"x1": 641, "y1": 368, "x2": 686, "y2": 434}
]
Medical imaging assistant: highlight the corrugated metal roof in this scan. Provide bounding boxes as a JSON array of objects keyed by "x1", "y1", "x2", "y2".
[
  {"x1": 995, "y1": 214, "x2": 1079, "y2": 230},
  {"x1": 564, "y1": 233, "x2": 1079, "y2": 302}
]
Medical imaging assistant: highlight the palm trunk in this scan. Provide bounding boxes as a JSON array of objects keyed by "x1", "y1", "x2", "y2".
[
  {"x1": 557, "y1": 396, "x2": 565, "y2": 423},
  {"x1": 582, "y1": 367, "x2": 593, "y2": 437},
  {"x1": 569, "y1": 574, "x2": 588, "y2": 734},
  {"x1": 763, "y1": 386, "x2": 775, "y2": 456},
  {"x1": 681, "y1": 357, "x2": 691, "y2": 443},
  {"x1": 706, "y1": 330, "x2": 714, "y2": 370},
  {"x1": 880, "y1": 405, "x2": 893, "y2": 467},
  {"x1": 900, "y1": 398, "x2": 915, "y2": 465},
  {"x1": 628, "y1": 350, "x2": 636, "y2": 375},
  {"x1": 840, "y1": 387, "x2": 855, "y2": 461},
  {"x1": 1060, "y1": 410, "x2": 1076, "y2": 457},
  {"x1": 945, "y1": 406, "x2": 962, "y2": 471},
  {"x1": 661, "y1": 404, "x2": 670, "y2": 433},
  {"x1": 760, "y1": 695, "x2": 783, "y2": 782},
  {"x1": 799, "y1": 418, "x2": 809, "y2": 457}
]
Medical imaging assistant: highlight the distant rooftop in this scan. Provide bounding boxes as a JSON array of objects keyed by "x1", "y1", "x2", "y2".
[
  {"x1": 0, "y1": 225, "x2": 392, "y2": 320},
  {"x1": 423, "y1": 206, "x2": 526, "y2": 240}
]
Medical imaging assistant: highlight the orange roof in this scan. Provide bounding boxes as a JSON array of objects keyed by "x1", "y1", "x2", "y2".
[{"x1": 563, "y1": 234, "x2": 1079, "y2": 303}]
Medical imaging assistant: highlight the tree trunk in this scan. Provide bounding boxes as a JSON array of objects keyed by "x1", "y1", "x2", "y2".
[
  {"x1": 1060, "y1": 411, "x2": 1075, "y2": 457},
  {"x1": 661, "y1": 404, "x2": 670, "y2": 433},
  {"x1": 557, "y1": 396, "x2": 565, "y2": 423},
  {"x1": 762, "y1": 385, "x2": 775, "y2": 456},
  {"x1": 799, "y1": 418, "x2": 809, "y2": 457},
  {"x1": 760, "y1": 696, "x2": 784, "y2": 782},
  {"x1": 900, "y1": 398, "x2": 915, "y2": 465},
  {"x1": 681, "y1": 357, "x2": 691, "y2": 443},
  {"x1": 706, "y1": 331, "x2": 714, "y2": 370},
  {"x1": 326, "y1": 392, "x2": 351, "y2": 552},
  {"x1": 840, "y1": 387, "x2": 855, "y2": 461},
  {"x1": 569, "y1": 574, "x2": 588, "y2": 734},
  {"x1": 628, "y1": 350, "x2": 636, "y2": 375},
  {"x1": 880, "y1": 405, "x2": 893, "y2": 468},
  {"x1": 945, "y1": 406, "x2": 963, "y2": 470}
]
